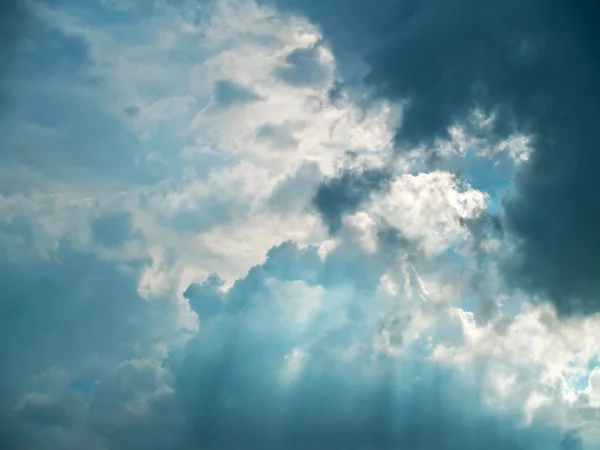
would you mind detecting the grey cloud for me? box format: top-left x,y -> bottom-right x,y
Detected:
86,359 -> 183,450
0,246 -> 180,404
169,197 -> 234,232
183,274 -> 225,319
0,411 -> 26,450
275,46 -> 330,87
313,165 -> 392,234
561,430 -> 584,450
265,0 -> 600,315
213,80 -> 262,108
13,393 -> 75,428
91,212 -> 134,248
268,161 -> 322,214
255,122 -> 300,149
0,239 -> 185,449
459,212 -> 506,324
124,105 -> 139,117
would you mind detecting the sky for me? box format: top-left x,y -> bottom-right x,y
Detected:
0,0 -> 599,448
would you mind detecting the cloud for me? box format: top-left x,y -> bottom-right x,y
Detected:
255,122 -> 300,149
1,0 -> 599,449
175,228 -> 600,446
314,165 -> 392,233
268,161 -> 322,214
0,240 -> 191,449
275,45 -> 332,87
263,0 -> 600,315
13,393 -> 76,428
373,171 -> 487,256
0,247 -> 187,400
173,237 -> 577,450
91,212 -> 134,248
213,79 -> 262,108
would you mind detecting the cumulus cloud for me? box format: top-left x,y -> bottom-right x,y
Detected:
373,171 -> 487,256
175,238 -> 578,449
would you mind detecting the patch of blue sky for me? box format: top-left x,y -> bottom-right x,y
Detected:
417,241 -> 475,312
564,359 -> 595,391
587,356 -> 600,373
461,148 -> 516,214
497,294 -> 524,318
402,144 -> 514,220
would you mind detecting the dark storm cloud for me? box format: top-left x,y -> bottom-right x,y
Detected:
265,0 -> 600,315
313,166 -> 391,234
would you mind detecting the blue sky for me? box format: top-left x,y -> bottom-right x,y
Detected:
1,0 -> 599,449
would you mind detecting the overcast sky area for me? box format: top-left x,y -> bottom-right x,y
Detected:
0,0 -> 599,448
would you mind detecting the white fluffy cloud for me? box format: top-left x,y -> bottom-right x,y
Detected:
432,304 -> 600,431
373,171 -> 487,256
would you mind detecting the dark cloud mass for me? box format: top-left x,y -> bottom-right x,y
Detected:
313,166 -> 391,233
267,0 -> 600,315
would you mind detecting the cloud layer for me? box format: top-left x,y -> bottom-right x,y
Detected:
0,0 -> 599,449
